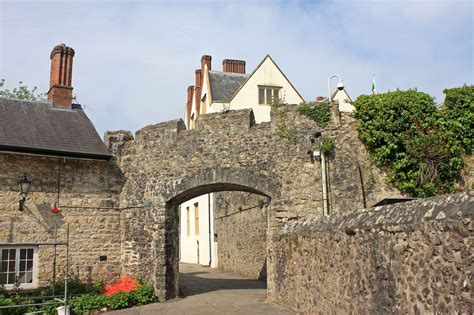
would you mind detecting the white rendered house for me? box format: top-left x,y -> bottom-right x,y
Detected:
331,88 -> 355,113
180,54 -> 304,267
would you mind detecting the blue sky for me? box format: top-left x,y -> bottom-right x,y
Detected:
1,0 -> 472,136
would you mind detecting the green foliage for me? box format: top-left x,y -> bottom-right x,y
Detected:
296,102 -> 331,127
1,281 -> 155,315
354,88 -> 473,197
275,105 -> 297,142
106,291 -> 130,309
320,137 -> 334,154
438,85 -> 474,154
70,294 -> 108,314
0,294 -> 36,315
0,80 -> 47,102
129,284 -> 155,304
40,276 -> 102,297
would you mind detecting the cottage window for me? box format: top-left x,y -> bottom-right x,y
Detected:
194,203 -> 199,235
186,207 -> 190,237
258,86 -> 281,105
0,247 -> 38,289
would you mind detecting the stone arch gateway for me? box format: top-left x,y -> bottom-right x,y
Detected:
105,107 -> 399,300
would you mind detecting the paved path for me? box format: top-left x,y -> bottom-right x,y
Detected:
108,263 -> 293,314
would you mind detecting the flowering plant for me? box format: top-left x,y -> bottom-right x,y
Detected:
103,276 -> 138,296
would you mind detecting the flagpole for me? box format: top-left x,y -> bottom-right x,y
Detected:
372,74 -> 376,95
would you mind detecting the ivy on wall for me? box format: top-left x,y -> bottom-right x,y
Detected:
354,86 -> 473,197
296,102 -> 331,127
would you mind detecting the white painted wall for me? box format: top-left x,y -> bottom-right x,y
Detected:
229,56 -> 304,123
179,193 -> 217,267
333,89 -> 355,113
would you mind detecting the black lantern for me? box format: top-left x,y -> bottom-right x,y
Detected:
19,173 -> 31,211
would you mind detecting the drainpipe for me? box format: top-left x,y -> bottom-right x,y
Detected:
208,193 -> 212,267
321,150 -> 329,216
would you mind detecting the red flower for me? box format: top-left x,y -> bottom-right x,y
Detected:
103,275 -> 138,296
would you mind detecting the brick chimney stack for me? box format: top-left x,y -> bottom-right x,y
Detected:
316,96 -> 325,103
186,85 -> 194,127
223,59 -> 246,74
47,43 -> 75,107
201,55 -> 212,72
194,69 -> 202,113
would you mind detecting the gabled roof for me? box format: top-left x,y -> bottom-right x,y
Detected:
208,71 -> 249,103
228,55 -> 305,103
0,97 -> 111,160
332,88 -> 353,103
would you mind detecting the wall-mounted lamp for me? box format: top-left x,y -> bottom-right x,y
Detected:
308,131 -> 323,161
19,173 -> 31,211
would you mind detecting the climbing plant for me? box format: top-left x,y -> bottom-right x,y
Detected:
320,137 -> 334,154
296,102 -> 331,127
272,100 -> 297,142
354,87 -> 473,197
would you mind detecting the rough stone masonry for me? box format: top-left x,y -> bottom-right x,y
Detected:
2,103 -> 471,314
106,105 -> 400,300
269,191 -> 473,314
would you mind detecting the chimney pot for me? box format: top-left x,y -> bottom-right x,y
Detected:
201,55 -> 212,72
223,59 -> 246,74
47,43 -> 75,108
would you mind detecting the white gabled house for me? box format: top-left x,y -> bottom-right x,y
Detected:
180,54 -> 304,268
331,88 -> 355,113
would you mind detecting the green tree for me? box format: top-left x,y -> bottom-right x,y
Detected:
0,79 -> 46,102
354,87 -> 472,197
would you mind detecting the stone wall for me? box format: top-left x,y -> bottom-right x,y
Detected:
268,191 -> 473,314
0,153 -> 124,286
107,104 -> 400,299
213,191 -> 268,279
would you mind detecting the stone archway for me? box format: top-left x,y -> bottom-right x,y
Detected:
121,167 -> 280,300
109,107 -> 399,301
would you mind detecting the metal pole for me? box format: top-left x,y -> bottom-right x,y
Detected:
328,74 -> 341,104
52,216 -> 58,296
64,223 -> 69,311
321,150 -> 329,216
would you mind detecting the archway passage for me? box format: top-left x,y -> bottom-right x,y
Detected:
111,108 -> 399,302
164,170 -> 278,300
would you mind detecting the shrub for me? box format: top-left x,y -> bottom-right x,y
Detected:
129,284 -> 155,304
354,87 -> 473,197
106,291 -> 130,310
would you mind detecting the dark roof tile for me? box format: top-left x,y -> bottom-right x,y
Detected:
208,71 -> 249,103
0,97 -> 111,159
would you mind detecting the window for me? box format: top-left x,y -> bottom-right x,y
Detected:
0,247 -> 37,288
258,86 -> 281,105
194,203 -> 199,235
186,207 -> 190,237
190,114 -> 195,129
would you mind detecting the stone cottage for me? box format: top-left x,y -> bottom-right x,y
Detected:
0,44 -> 124,289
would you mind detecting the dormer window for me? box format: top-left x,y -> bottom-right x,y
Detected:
258,86 -> 281,105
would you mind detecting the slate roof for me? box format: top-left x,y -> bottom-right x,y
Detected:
0,97 -> 111,160
208,71 -> 249,102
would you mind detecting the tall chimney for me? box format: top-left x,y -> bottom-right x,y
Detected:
223,59 -> 246,74
201,55 -> 212,72
47,43 -> 75,107
186,85 -> 194,128
195,69 -> 202,113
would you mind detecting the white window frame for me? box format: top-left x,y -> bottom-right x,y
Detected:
258,86 -> 282,105
0,246 -> 39,289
